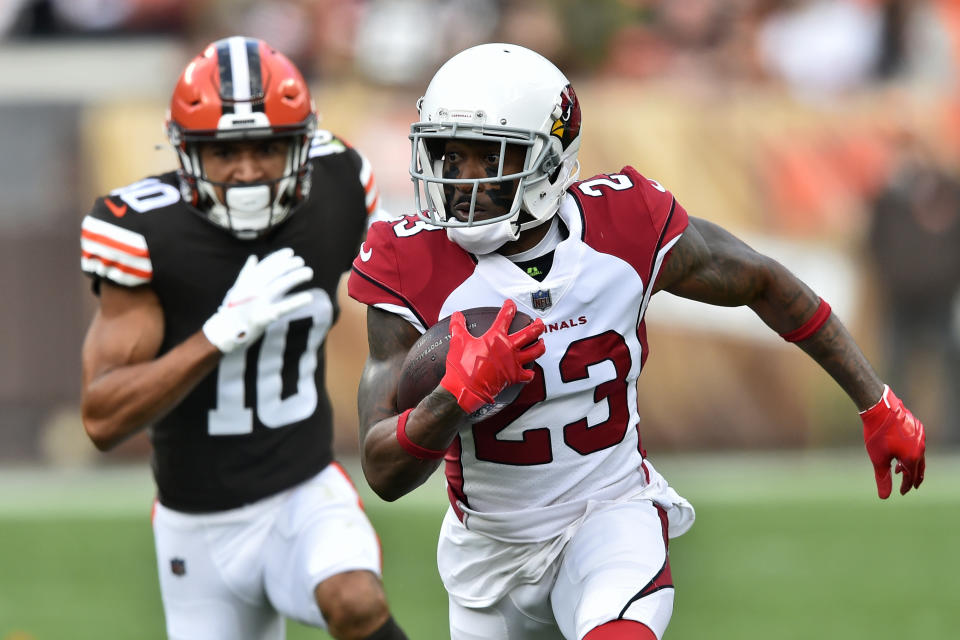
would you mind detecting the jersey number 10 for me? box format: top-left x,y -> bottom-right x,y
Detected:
207,289 -> 333,435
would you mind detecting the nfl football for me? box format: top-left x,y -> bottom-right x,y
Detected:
396,306 -> 534,420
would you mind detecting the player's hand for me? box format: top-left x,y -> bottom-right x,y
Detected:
440,299 -> 545,414
860,385 -> 926,499
203,248 -> 313,353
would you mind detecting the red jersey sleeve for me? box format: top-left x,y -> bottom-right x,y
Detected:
347,216 -> 477,328
573,166 -> 688,289
347,217 -> 407,309
624,167 -> 689,290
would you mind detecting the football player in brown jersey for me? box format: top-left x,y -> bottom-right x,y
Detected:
80,37 -> 408,640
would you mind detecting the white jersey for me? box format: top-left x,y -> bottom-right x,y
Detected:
349,167 -> 694,543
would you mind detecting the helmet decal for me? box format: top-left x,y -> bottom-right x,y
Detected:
550,84 -> 581,149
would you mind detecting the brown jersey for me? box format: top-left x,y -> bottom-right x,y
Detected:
81,132 -> 380,512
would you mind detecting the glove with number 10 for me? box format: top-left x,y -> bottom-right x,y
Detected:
860,385 -> 926,499
440,299 -> 546,414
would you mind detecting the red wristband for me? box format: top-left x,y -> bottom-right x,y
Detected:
395,409 -> 447,460
781,298 -> 832,342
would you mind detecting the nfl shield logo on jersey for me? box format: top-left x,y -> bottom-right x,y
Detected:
170,558 -> 186,577
531,289 -> 552,312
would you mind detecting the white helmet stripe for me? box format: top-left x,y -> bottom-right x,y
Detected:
228,36 -> 253,115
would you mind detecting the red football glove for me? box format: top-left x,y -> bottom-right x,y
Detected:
860,385 -> 926,499
440,300 -> 546,414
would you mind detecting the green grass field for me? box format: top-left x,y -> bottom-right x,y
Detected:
1,451 -> 957,639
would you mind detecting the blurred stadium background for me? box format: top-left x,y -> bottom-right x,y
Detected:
1,0 -> 959,638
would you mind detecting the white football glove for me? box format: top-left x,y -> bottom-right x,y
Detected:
202,248 -> 314,353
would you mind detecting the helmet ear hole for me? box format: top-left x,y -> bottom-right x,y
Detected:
542,148 -> 561,183
549,165 -> 561,184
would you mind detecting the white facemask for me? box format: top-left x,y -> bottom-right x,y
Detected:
446,218 -> 519,255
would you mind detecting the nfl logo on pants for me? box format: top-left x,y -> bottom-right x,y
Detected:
531,289 -> 552,312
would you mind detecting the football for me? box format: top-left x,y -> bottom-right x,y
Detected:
396,306 -> 534,421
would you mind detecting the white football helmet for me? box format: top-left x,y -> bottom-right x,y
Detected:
410,43 -> 582,253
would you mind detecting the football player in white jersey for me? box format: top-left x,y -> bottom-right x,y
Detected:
79,37 -> 409,640
347,44 -> 927,640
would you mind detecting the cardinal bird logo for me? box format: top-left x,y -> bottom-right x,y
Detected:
550,84 -> 581,149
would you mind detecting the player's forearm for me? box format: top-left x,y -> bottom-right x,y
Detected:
749,265 -> 884,410
361,390 -> 464,501
361,417 -> 444,501
81,332 -> 221,450
791,315 -> 884,410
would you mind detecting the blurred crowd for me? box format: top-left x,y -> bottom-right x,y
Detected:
2,0 -> 958,96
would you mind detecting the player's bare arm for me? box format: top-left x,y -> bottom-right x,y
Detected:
656,216 -> 884,409
656,216 -> 924,497
358,306 -> 464,500
81,282 -> 221,450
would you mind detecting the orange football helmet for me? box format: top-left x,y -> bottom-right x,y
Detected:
165,36 -> 317,238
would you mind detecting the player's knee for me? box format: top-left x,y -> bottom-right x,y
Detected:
584,619 -> 658,640
315,570 -> 390,639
